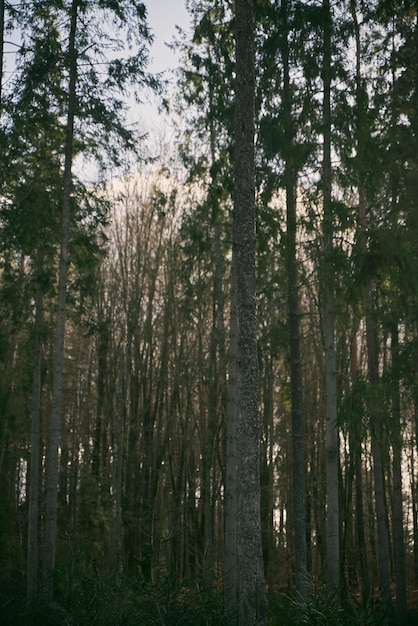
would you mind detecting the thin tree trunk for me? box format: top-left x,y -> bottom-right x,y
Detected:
390,323 -> 407,617
203,324 -> 215,582
355,454 -> 370,598
233,0 -> 266,622
366,307 -> 393,610
355,44 -> 392,618
110,332 -> 130,572
350,0 -> 392,610
281,0 -> 307,600
42,0 -> 78,597
92,299 -> 109,478
351,333 -> 370,602
322,0 -> 340,599
27,282 -> 43,601
225,262 -> 238,612
349,330 -> 370,602
260,351 -> 275,606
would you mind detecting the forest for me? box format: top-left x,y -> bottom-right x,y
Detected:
1,0 -> 418,624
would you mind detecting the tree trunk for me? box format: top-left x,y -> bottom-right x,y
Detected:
350,0 -> 392,610
42,0 -> 78,597
366,307 -> 393,610
281,0 -> 307,601
322,0 -> 340,599
0,0 -> 4,110
233,0 -> 266,622
225,261 -> 238,612
390,323 -> 407,617
110,330 -> 130,572
260,351 -> 275,605
27,282 -> 43,601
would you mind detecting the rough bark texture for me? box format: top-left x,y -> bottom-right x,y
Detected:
42,0 -> 78,597
233,0 -> 266,622
0,0 -> 4,109
322,0 -> 340,598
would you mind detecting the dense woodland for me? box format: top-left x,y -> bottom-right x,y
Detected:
2,0 -> 418,624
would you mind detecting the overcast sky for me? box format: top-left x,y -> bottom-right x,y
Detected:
134,0 -> 191,132
146,0 -> 191,73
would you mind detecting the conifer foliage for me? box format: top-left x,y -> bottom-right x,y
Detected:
2,1 -> 418,624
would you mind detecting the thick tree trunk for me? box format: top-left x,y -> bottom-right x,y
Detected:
322,0 -> 340,598
42,0 -> 78,597
233,0 -> 266,622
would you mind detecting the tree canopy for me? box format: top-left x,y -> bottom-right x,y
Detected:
1,1 -> 418,624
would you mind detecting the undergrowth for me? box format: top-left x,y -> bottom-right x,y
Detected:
2,566 -> 418,625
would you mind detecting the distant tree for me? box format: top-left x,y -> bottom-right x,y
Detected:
0,0 -> 158,598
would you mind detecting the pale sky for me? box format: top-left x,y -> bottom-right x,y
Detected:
146,0 -> 191,74
135,0 -> 191,132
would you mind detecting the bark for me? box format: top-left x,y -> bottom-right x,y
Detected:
109,329 -> 130,572
42,0 -> 78,597
413,393 -> 418,588
203,319 -> 215,582
260,352 -> 275,605
92,299 -> 109,479
367,319 -> 392,610
0,0 -> 4,111
322,0 -> 340,598
233,0 -> 266,622
350,0 -> 392,610
27,282 -> 43,601
225,262 -> 238,611
281,0 -> 307,600
351,331 -> 370,602
390,324 -> 407,617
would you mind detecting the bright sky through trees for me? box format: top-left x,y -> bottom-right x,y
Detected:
146,0 -> 190,73
4,1 -> 418,621
137,1 -> 191,130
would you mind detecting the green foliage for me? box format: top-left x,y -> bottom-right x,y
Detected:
4,573 -> 418,626
267,578 -> 416,626
0,569 -> 231,625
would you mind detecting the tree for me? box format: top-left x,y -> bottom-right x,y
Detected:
0,0 -> 158,598
321,0 -> 340,600
26,281 -> 44,601
280,0 -> 307,600
42,0 -> 78,596
233,0 -> 266,622
0,0 -> 4,109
